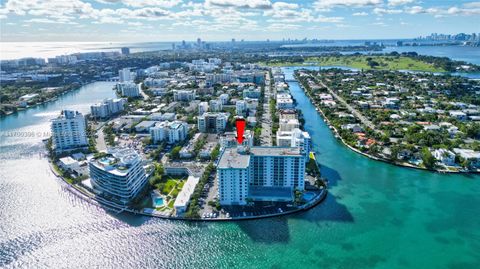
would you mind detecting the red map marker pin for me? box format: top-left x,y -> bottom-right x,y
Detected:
235,118 -> 246,144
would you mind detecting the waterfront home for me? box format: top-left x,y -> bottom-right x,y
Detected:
432,149 -> 456,166
342,124 -> 363,133
453,149 -> 480,168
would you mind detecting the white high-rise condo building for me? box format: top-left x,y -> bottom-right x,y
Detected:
90,98 -> 126,119
150,121 -> 189,144
89,148 -> 148,205
51,110 -> 88,152
197,112 -> 228,133
236,100 -> 247,116
118,68 -> 134,82
217,146 -> 305,205
277,128 -> 312,162
117,82 -> 140,97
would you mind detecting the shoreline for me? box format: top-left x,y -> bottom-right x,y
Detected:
293,74 -> 479,175
0,80 -> 112,118
48,161 -> 328,222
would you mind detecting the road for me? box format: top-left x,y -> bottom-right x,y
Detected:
260,72 -> 273,146
313,76 -> 383,135
95,126 -> 107,152
139,83 -> 150,101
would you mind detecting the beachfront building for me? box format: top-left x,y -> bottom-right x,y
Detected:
89,148 -> 148,205
51,110 -> 88,152
150,121 -> 189,144
173,175 -> 200,215
197,112 -> 228,133
217,146 -> 305,205
90,98 -> 126,119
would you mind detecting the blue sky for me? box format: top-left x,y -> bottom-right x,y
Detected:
0,0 -> 479,42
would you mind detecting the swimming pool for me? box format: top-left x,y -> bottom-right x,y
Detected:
154,197 -> 164,207
302,192 -> 315,201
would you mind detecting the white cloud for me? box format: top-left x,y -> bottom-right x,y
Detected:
371,21 -> 387,26
405,4 -> 480,16
373,8 -> 402,15
267,23 -> 300,31
353,11 -> 368,16
314,0 -> 382,11
272,2 -> 299,10
95,0 -> 182,8
406,5 -> 424,14
205,0 -> 272,9
463,2 -> 480,9
388,0 -> 414,6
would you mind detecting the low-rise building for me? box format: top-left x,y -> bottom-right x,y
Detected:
174,176 -> 200,215
135,121 -> 157,133
432,149 -> 456,166
173,90 -> 195,102
236,100 -> 247,116
220,130 -> 254,149
209,99 -> 223,112
453,148 -> 480,168
198,102 -> 209,115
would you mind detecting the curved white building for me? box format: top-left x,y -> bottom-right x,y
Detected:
89,148 -> 148,205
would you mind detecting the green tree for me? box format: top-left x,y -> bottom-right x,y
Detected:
170,146 -> 182,160
421,147 -> 436,169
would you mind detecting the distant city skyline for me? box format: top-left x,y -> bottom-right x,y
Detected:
0,0 -> 479,42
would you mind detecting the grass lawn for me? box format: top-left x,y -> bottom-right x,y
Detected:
259,55 -> 446,72
167,200 -> 175,208
161,179 -> 178,195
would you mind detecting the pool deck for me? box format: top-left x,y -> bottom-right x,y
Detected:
49,161 -> 328,222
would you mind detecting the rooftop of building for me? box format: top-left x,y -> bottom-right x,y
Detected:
250,146 -> 302,157
174,176 -> 200,208
218,146 -> 302,169
90,148 -> 142,175
218,147 -> 251,169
